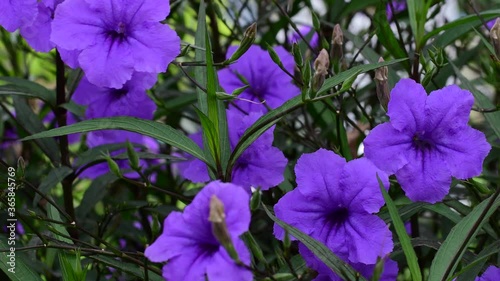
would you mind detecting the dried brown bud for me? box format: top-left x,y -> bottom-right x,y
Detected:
332,24 -> 343,47
490,18 -> 500,58
375,57 -> 390,111
208,195 -> 240,261
312,49 -> 330,91
330,24 -> 344,73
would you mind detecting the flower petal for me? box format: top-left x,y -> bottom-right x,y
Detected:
364,123 -> 413,174
387,78 -> 427,134
0,0 -> 37,32
345,214 -> 393,264
20,3 -> 54,52
294,149 -> 346,200
206,239 -> 253,281
396,147 -> 452,203
128,22 -> 180,73
161,246 -> 212,281
339,158 -> 388,214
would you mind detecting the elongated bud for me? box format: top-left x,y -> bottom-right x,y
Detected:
209,195 -> 239,261
226,23 -> 257,64
216,85 -> 250,101
266,43 -> 284,68
17,157 -> 25,180
103,153 -> 122,178
126,141 -> 140,171
375,57 -> 390,111
330,24 -> 343,73
292,43 -> 303,68
250,189 -> 261,211
490,18 -> 500,58
312,49 -> 329,92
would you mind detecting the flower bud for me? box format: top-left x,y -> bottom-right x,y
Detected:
330,24 -> 343,73
226,23 -> 257,64
250,189 -> 262,211
209,195 -> 239,261
266,43 -> 284,68
126,141 -> 140,171
375,57 -> 390,111
312,49 -> 329,92
103,153 -> 122,178
292,43 -> 303,68
490,18 -> 500,58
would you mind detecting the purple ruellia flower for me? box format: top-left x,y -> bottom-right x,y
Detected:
487,18 -> 498,30
0,0 -> 37,32
79,130 -> 160,179
475,265 -> 500,281
274,149 -> 393,266
363,79 -> 491,203
288,26 -> 319,49
19,0 -> 63,52
218,45 -> 299,113
72,72 -> 157,119
301,245 -> 398,281
145,181 -> 253,281
178,109 -> 288,191
51,0 -> 180,88
386,0 -> 407,21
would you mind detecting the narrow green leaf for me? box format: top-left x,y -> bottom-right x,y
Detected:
33,166 -> 73,207
21,117 -> 210,166
450,61 -> 500,139
13,96 -> 61,164
0,77 -> 56,106
428,191 -> 500,281
455,240 -> 500,281
75,174 -> 117,219
407,0 -> 427,49
89,255 -> 164,281
0,239 -> 43,281
47,204 -> 73,243
263,205 -> 366,281
377,174 -> 422,281
194,107 -> 220,165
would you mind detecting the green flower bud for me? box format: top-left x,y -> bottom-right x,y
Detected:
250,189 -> 261,211
226,23 -> 257,64
103,153 -> 122,178
292,42 -> 303,68
126,141 -> 140,171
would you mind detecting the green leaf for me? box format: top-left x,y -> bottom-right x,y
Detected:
407,0 -> 427,49
0,77 -> 56,106
0,238 -> 43,281
47,204 -> 73,244
13,96 -> 61,164
75,174 -> 117,219
262,205 -> 366,281
20,116 -> 210,165
88,255 -> 164,281
33,166 -> 73,207
377,175 -> 422,281
226,58 -> 408,179
428,191 -> 500,281
450,61 -> 500,139
455,240 -> 500,281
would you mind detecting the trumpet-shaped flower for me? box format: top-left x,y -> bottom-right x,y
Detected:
51,0 -> 180,88
363,79 -> 491,203
218,45 -> 299,113
274,149 -> 393,266
145,181 -> 253,281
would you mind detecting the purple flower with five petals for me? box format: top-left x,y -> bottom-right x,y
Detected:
178,109 -> 288,191
274,149 -> 393,266
51,0 -> 180,88
363,79 -> 491,203
145,181 -> 253,281
218,45 -> 300,113
0,0 -> 37,32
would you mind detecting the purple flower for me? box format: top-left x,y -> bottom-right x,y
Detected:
363,79 -> 491,203
0,0 -> 37,32
274,149 -> 393,265
178,110 -> 288,191
51,0 -> 180,88
274,149 -> 393,264
72,72 -> 157,120
218,45 -> 299,113
19,0 -> 63,52
476,266 -> 500,281
386,0 -> 407,21
300,245 -> 398,281
487,18 -> 498,30
145,181 -> 253,281
288,26 -> 319,49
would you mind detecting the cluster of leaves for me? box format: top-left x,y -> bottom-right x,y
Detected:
0,0 -> 499,280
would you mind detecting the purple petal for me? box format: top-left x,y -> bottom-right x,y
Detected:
57,48 -> 81,69
78,35 -> 134,88
387,78 -> 426,134
435,126 -> 491,179
206,239 -> 253,281
20,3 -> 54,52
128,22 -> 180,73
294,149 -> 346,200
0,0 -> 37,32
477,265 -> 500,281
339,158 -> 388,214
345,214 -> 393,264
126,0 -> 171,24
161,246 -> 212,281
177,132 -> 210,183
50,0 -> 104,50
396,147 -> 452,203
364,123 -> 413,174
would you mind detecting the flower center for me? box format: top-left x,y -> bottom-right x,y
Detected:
412,134 -> 434,150
108,22 -> 127,41
327,206 -> 349,229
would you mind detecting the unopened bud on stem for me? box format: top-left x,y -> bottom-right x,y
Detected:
209,195 -> 240,262
330,24 -> 343,73
226,23 -> 257,64
490,18 -> 500,58
375,57 -> 390,111
312,49 -> 330,92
